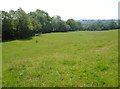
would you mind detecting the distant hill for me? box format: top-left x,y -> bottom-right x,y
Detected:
76,19 -> 118,23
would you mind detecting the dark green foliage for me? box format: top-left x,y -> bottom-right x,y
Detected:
51,16 -> 71,32
66,19 -> 77,31
15,8 -> 33,39
2,11 -> 15,40
66,19 -> 82,31
2,8 -> 33,40
29,9 -> 52,33
2,8 -> 118,41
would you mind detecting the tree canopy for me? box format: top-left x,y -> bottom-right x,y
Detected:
2,8 -> 118,41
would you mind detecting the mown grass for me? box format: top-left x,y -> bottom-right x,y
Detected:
2,30 -> 118,87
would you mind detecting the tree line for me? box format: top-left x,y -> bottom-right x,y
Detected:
2,8 -> 119,41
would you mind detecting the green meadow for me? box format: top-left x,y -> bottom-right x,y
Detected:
2,30 -> 118,87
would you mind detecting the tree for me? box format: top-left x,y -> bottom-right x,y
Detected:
76,22 -> 82,30
61,22 -> 71,32
51,15 -> 62,32
28,9 -> 53,33
28,12 -> 42,34
15,8 -> 32,38
2,8 -> 118,41
2,11 -> 14,40
109,20 -> 118,29
66,19 -> 81,31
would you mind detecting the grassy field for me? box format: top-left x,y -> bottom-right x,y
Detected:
2,30 -> 118,87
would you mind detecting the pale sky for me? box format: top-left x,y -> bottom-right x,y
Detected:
0,0 -> 119,20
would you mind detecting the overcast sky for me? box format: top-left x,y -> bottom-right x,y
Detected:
0,0 -> 119,20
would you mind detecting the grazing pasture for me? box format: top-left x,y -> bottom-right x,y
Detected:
2,30 -> 118,87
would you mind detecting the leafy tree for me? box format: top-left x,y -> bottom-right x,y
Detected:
28,12 -> 42,34
28,9 -> 52,33
76,22 -> 82,30
33,9 -> 52,33
2,8 -> 118,41
66,19 -> 81,31
2,11 -> 14,40
61,22 -> 71,31
51,15 -> 62,31
109,20 -> 118,29
15,8 -> 32,38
